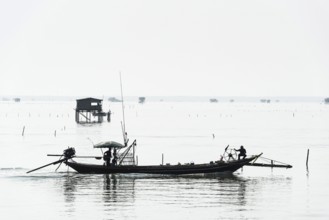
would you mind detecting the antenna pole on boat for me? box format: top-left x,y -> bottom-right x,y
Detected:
133,142 -> 135,165
120,72 -> 127,145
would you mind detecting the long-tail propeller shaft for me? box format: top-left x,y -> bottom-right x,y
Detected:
26,147 -> 76,174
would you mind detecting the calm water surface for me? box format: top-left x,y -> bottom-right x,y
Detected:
0,101 -> 328,219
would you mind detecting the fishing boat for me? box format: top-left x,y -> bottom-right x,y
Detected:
70,141 -> 262,174
27,142 -> 262,175
65,156 -> 260,175
26,121 -> 289,175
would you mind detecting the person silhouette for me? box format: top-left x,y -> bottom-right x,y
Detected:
235,146 -> 247,160
103,147 -> 112,166
112,148 -> 118,166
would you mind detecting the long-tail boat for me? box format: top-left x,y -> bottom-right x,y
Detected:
27,142 -> 262,175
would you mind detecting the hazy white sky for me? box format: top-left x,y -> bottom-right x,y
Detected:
0,0 -> 328,97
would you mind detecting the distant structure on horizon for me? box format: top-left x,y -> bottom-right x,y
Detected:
108,97 -> 121,102
75,97 -> 111,123
260,99 -> 271,103
139,97 -> 146,104
325,98 -> 329,104
13,98 -> 21,102
210,98 -> 218,103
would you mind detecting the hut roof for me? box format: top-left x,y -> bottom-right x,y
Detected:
76,97 -> 103,102
76,97 -> 103,111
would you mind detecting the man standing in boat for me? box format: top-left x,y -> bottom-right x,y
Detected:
235,146 -> 247,160
103,147 -> 112,166
112,148 -> 118,166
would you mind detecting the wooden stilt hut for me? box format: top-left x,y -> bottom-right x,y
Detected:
75,97 -> 111,123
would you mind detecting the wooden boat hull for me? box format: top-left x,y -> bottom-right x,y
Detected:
65,155 -> 258,175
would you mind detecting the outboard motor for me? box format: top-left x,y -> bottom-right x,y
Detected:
63,147 -> 76,159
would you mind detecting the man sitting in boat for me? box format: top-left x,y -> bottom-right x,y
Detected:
103,148 -> 112,166
235,146 -> 247,160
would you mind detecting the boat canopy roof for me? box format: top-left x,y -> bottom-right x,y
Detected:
94,141 -> 126,149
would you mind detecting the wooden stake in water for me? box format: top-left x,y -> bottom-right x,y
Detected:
306,149 -> 310,167
162,153 -> 164,165
22,126 -> 25,136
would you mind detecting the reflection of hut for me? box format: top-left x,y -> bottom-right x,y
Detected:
325,98 -> 329,104
139,97 -> 145,104
75,98 -> 111,123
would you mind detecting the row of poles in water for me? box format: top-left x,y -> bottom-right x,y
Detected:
21,125 -> 66,137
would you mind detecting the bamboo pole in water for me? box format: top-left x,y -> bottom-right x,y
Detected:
22,126 -> 25,136
306,149 -> 310,167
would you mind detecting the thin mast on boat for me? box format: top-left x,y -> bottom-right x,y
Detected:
119,73 -> 135,165
120,72 -> 128,146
